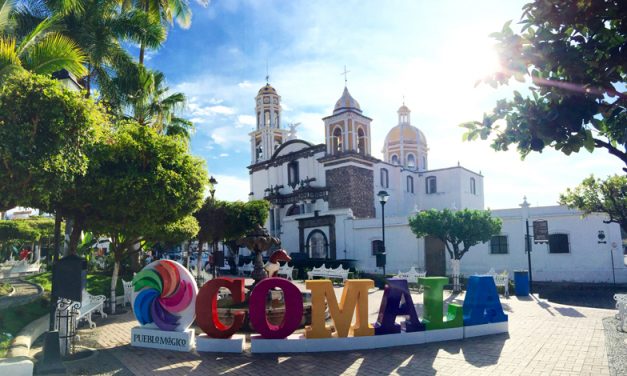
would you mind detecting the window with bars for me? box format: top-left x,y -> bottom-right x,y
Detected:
490,235 -> 508,254
549,233 -> 570,253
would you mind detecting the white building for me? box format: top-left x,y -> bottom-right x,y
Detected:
247,82 -> 626,283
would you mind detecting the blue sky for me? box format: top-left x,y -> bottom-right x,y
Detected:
143,0 -> 625,209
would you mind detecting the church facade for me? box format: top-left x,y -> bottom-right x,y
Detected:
247,83 -> 627,283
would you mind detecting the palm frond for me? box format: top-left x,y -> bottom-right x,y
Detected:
114,9 -> 165,49
0,36 -> 22,78
21,32 -> 86,76
16,14 -> 57,55
0,0 -> 15,34
167,0 -> 191,29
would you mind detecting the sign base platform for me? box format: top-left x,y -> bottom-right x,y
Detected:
196,334 -> 245,353
463,321 -> 509,338
131,326 -> 194,352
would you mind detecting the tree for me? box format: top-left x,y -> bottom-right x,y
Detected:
559,174 -> 627,233
0,71 -> 104,212
56,121 -> 207,311
460,0 -> 627,171
120,0 -> 206,65
0,0 -> 86,80
409,209 -> 502,291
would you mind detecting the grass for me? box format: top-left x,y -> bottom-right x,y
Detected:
0,283 -> 13,297
0,296 -> 50,357
25,271 -> 124,296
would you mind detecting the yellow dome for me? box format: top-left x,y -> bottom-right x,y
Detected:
384,124 -> 426,146
258,83 -> 277,95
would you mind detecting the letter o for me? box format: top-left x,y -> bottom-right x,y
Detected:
249,278 -> 303,339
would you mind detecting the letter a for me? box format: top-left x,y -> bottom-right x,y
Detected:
374,278 -> 425,335
306,279 -> 374,338
463,275 -> 507,326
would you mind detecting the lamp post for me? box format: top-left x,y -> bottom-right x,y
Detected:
208,176 -> 218,279
377,190 -> 389,276
598,230 -> 615,285
209,175 -> 218,200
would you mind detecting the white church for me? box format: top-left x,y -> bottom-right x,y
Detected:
247,81 -> 626,284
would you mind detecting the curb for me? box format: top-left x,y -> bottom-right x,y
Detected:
6,314 -> 49,358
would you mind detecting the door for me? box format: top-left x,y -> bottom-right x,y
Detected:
425,236 -> 446,277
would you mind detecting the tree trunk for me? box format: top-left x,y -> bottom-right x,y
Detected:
68,217 -> 84,256
451,258 -> 461,293
196,243 -> 203,286
129,240 -> 142,272
63,218 -> 73,257
111,256 -> 120,315
53,213 -> 61,263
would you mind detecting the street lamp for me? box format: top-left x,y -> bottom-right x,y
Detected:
377,190 -> 389,276
598,230 -> 615,285
209,176 -> 218,200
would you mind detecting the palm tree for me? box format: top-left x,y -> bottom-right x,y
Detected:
120,0 -> 207,65
110,65 -> 193,140
0,0 -> 86,80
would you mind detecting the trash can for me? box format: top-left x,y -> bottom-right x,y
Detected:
514,270 -> 529,296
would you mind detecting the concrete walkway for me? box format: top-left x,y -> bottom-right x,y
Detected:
52,286 -> 613,376
0,278 -> 42,310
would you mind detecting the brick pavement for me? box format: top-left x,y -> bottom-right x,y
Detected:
86,288 -> 612,376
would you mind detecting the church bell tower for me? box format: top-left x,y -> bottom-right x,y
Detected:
250,82 -> 287,163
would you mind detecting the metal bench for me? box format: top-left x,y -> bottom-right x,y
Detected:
239,261 -> 253,276
614,293 -> 627,332
394,267 -> 426,291
487,268 -> 509,297
277,263 -> 294,280
56,290 -> 107,330
307,264 -> 349,282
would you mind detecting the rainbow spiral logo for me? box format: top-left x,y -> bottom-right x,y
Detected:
132,260 -> 198,331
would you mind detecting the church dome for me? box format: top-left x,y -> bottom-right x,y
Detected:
384,124 -> 427,147
333,87 -> 362,114
258,83 -> 278,95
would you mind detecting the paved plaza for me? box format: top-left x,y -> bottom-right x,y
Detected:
38,284 -> 617,376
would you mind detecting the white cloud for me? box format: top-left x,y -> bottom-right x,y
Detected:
211,126 -> 249,147
237,115 -> 256,127
211,174 -> 250,202
238,80 -> 253,88
219,153 -> 229,157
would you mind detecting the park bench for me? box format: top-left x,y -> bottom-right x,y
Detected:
487,268 -> 509,297
239,261 -> 254,276
614,293 -> 627,332
277,263 -> 294,280
122,279 -> 133,307
8,259 -> 41,275
55,290 -> 107,331
307,264 -> 349,282
394,267 -> 426,290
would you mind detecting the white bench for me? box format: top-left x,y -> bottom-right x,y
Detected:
56,290 -> 107,330
614,293 -> 627,332
277,263 -> 294,280
307,264 -> 349,282
395,267 -> 426,284
8,260 -> 41,275
122,279 -> 133,307
239,261 -> 253,276
487,268 -> 509,297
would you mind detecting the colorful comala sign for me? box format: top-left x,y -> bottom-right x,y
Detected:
131,260 -> 508,353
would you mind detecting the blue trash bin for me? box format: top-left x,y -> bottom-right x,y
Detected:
514,270 -> 529,296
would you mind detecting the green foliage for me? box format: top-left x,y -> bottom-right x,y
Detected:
0,220 -> 39,241
460,0 -> 626,170
559,174 -> 627,232
195,199 -> 270,245
0,295 -> 50,355
0,282 -> 12,296
0,71 -> 106,212
409,209 -> 502,260
24,271 -> 125,296
146,215 -> 199,245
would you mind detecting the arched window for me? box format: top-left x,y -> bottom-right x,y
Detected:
422,156 -> 426,170
549,233 -> 570,253
426,176 -> 437,194
264,110 -> 270,126
391,155 -> 400,165
407,154 -> 416,168
332,127 -> 343,154
288,161 -> 299,187
307,230 -> 328,259
257,112 -> 261,128
407,176 -> 414,193
255,141 -> 263,162
371,240 -> 383,255
357,128 -> 366,155
286,204 -> 301,216
380,168 -> 389,188
275,111 -> 279,128
470,177 -> 476,195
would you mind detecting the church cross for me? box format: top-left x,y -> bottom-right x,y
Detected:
341,65 -> 350,86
